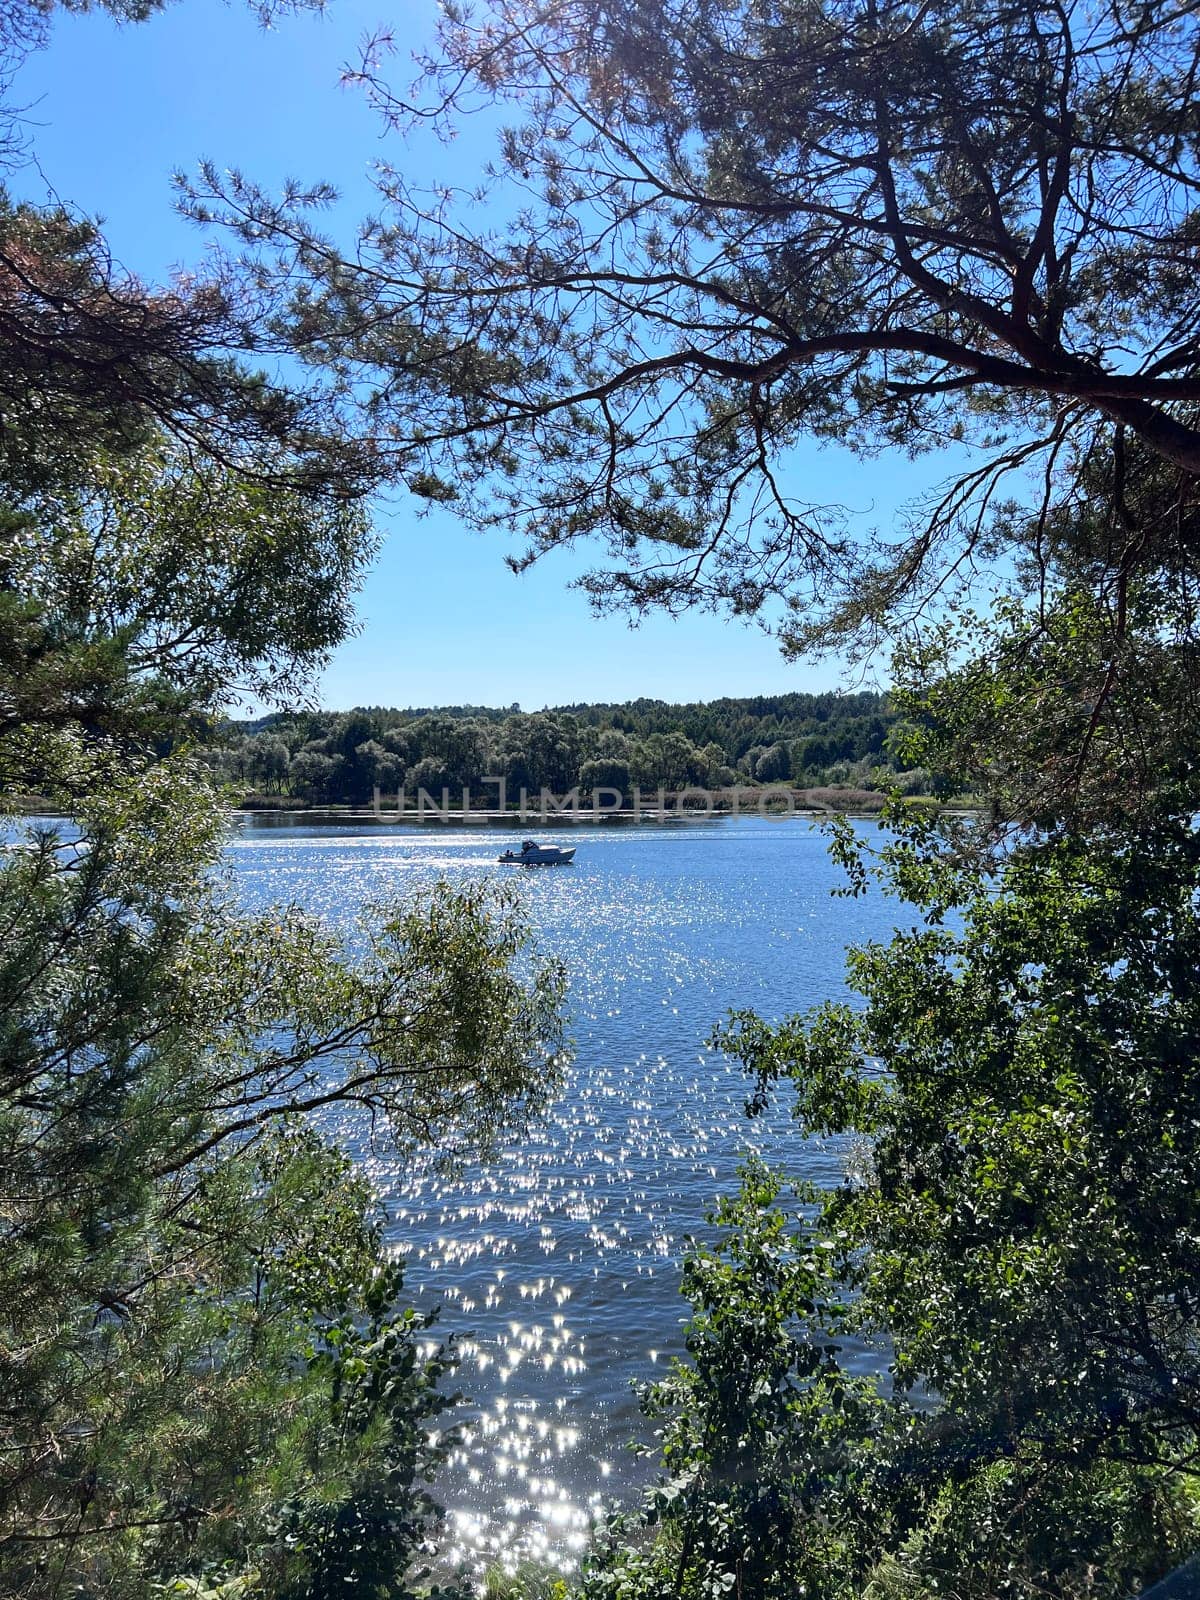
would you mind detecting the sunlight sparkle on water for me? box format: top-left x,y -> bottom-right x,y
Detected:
229,816 -> 903,1580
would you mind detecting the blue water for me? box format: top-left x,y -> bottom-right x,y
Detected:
228,813 -> 906,1578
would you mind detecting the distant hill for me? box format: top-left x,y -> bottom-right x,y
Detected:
210,691 -> 928,807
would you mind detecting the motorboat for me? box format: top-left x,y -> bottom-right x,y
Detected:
498,839 -> 577,866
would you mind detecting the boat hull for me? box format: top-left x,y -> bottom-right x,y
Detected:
498,846 -> 576,865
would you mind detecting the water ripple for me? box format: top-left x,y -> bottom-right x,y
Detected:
229,815 -> 903,1578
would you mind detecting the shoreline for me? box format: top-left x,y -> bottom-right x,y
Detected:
12,798 -> 973,824
239,806 -> 837,823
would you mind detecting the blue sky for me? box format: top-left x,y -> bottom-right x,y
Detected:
16,0 -> 953,710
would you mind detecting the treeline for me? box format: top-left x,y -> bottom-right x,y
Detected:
207,692 -> 928,806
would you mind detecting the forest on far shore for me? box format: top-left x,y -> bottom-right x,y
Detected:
208,692 -> 928,808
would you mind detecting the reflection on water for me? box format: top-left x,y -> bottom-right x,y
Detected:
229,815 -> 904,1579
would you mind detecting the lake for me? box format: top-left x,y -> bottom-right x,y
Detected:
228,813 -> 907,1580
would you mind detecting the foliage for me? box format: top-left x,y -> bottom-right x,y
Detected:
0,416 -> 562,1591
0,747 -> 565,1595
580,1163 -> 878,1600
0,189 -> 368,497
265,1256 -> 470,1600
0,0 -> 373,493
887,434 -> 1200,831
2,1094 -> 459,1598
207,692 -> 906,805
187,0 -> 1200,653
0,440 -> 374,785
0,6 -> 565,1593
583,798 -> 1200,1598
638,804 -> 1200,1598
481,1560 -> 571,1600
